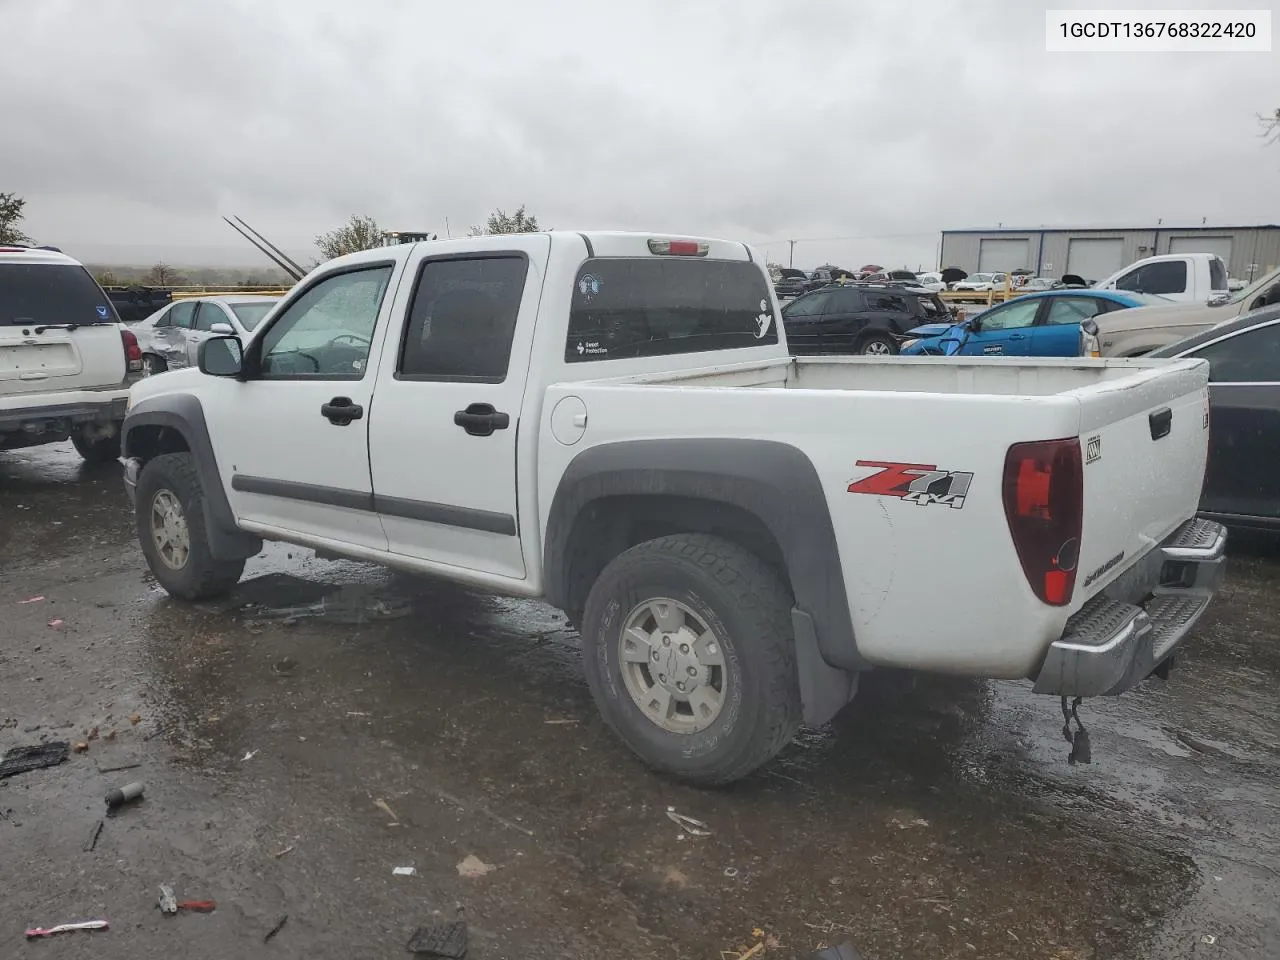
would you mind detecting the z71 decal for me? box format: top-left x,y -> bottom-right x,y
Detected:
847,460 -> 974,510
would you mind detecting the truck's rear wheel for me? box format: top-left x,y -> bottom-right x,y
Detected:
71,423 -> 122,463
581,533 -> 800,785
135,452 -> 245,600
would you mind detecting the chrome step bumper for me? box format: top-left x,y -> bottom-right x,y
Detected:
1032,518 -> 1226,698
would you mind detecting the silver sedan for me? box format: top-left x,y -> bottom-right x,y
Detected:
132,295 -> 280,375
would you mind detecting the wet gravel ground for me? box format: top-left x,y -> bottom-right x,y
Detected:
1,443 -> 1277,960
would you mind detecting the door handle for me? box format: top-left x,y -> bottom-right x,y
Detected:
1008,333 -> 1026,340
454,402 -> 510,437
321,396 -> 364,425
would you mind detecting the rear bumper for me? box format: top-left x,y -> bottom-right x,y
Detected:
0,393 -> 129,432
1032,518 -> 1226,697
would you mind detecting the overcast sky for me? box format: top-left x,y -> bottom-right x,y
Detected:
0,0 -> 1275,270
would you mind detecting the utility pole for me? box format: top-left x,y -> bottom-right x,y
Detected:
788,239 -> 796,268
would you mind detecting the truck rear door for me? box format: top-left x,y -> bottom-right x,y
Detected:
1071,360 -> 1210,599
0,259 -> 125,395
367,235 -> 551,580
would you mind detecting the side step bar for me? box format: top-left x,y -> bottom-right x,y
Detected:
1033,518 -> 1227,698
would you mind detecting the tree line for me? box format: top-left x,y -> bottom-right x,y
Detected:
1,191 -> 543,288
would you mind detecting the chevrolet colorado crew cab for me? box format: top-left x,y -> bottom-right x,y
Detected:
121,231 -> 1226,784
1,245 -> 143,461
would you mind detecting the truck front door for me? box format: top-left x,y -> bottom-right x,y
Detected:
208,262 -> 398,550
367,236 -> 550,580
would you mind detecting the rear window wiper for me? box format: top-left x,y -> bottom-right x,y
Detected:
32,323 -> 83,333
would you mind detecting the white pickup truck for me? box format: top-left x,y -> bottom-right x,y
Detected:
1094,252 -> 1230,305
120,231 -> 1226,784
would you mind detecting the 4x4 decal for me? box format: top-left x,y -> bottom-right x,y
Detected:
847,460 -> 974,509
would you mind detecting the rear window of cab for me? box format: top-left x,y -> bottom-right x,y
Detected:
566,258 -> 777,362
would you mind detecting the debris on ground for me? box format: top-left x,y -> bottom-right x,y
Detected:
72,741 -> 89,753
104,780 -> 144,813
407,919 -> 469,958
724,866 -> 740,878
242,749 -> 258,761
889,817 -> 931,830
273,845 -> 295,858
456,854 -> 495,878
810,943 -> 862,960
264,914 -> 288,943
177,900 -> 217,913
47,618 -> 64,628
543,718 -> 578,725
373,797 -> 400,824
24,919 -> 109,939
95,758 -> 141,774
0,741 -> 70,778
18,595 -> 45,604
129,713 -> 141,725
83,820 -> 104,852
159,884 -> 178,915
393,866 -> 418,877
271,658 -> 298,677
1202,934 -> 1218,945
666,806 -> 711,837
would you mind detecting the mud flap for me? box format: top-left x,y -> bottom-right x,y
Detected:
792,607 -> 858,726
202,499 -> 263,561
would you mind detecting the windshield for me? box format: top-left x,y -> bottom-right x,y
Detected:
230,301 -> 276,331
0,263 -> 120,326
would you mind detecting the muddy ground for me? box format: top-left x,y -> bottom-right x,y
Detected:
1,444 -> 1277,960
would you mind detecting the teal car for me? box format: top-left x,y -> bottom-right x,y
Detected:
900,289 -> 1169,357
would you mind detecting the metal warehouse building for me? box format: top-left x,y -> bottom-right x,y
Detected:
939,225 -> 1280,284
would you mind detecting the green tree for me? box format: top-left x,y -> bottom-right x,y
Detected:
315,214 -> 385,261
470,205 -> 539,236
0,192 -> 33,245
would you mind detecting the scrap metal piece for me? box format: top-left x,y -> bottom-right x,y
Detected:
407,920 -> 469,958
24,919 -> 109,939
158,885 -> 177,915
264,914 -> 288,943
83,820 -> 104,853
0,741 -> 70,779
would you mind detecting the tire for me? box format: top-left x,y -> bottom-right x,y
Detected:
71,423 -> 122,463
135,452 -> 245,600
142,354 -> 167,376
857,331 -> 899,356
580,533 -> 801,785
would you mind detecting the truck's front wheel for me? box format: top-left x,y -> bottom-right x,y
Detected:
135,453 -> 245,600
581,534 -> 801,785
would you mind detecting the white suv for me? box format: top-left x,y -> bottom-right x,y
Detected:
0,244 -> 142,462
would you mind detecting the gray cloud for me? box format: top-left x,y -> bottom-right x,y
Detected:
0,0 -> 1275,270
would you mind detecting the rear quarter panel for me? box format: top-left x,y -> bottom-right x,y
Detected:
537,372 -> 1086,678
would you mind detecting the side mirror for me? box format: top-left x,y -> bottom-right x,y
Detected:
210,322 -> 235,335
966,316 -> 982,333
198,335 -> 244,377
1081,319 -> 1099,336
1207,294 -> 1231,307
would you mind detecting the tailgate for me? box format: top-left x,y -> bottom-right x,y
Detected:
1072,359 -> 1210,601
0,326 -> 124,395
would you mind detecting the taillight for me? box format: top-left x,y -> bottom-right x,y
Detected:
647,238 -> 709,257
120,328 -> 143,371
1002,438 -> 1083,606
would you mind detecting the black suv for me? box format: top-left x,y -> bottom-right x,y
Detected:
780,283 -> 951,355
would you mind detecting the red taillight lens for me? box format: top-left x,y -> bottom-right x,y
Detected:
120,328 -> 142,369
1002,438 -> 1083,606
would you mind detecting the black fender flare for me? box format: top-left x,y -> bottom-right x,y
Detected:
122,394 -> 262,561
543,438 -> 865,676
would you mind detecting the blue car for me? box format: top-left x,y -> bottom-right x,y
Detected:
900,289 -> 1168,357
